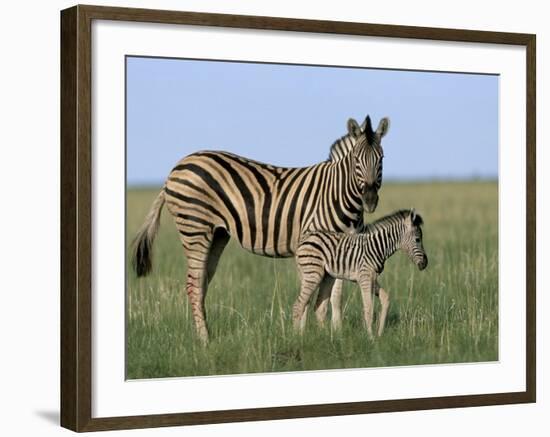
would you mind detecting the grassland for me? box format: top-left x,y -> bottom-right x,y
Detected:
126,181 -> 498,379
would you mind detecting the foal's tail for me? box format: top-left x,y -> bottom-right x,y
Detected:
131,188 -> 166,277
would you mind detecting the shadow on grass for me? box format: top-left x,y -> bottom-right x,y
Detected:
385,311 -> 401,328
271,348 -> 303,368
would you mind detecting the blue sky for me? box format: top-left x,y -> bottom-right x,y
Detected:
126,56 -> 498,186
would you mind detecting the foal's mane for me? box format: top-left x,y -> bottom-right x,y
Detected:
364,209 -> 423,233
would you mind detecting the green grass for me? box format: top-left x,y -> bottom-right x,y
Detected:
126,181 -> 498,379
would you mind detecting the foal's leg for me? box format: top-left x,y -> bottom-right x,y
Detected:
313,287 -> 329,326
293,272 -> 324,333
299,301 -> 310,333
375,282 -> 390,337
329,279 -> 344,330
313,276 -> 336,327
358,270 -> 376,339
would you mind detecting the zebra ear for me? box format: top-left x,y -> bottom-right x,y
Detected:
376,117 -> 390,138
409,209 -> 423,226
347,118 -> 361,138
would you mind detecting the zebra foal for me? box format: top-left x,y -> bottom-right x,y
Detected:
293,209 -> 427,337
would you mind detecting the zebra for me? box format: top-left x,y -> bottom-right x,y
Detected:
131,115 -> 390,342
293,209 -> 427,337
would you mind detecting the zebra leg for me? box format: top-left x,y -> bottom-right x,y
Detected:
302,276 -> 334,331
314,276 -> 336,327
185,256 -> 210,344
178,227 -> 217,344
293,273 -> 323,333
299,302 -> 309,332
375,283 -> 390,337
329,279 -> 344,330
205,228 -> 230,285
358,271 -> 376,339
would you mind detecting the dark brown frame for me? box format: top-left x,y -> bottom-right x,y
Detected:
60,4 -> 536,432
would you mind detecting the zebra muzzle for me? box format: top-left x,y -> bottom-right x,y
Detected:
418,254 -> 428,270
362,189 -> 379,214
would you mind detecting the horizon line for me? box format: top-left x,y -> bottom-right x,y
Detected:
126,176 -> 498,189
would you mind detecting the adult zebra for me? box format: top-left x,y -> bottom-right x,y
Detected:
132,115 -> 390,342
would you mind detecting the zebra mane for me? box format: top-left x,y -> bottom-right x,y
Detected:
328,116 -> 377,161
364,209 -> 423,233
327,117 -> 369,162
327,133 -> 356,162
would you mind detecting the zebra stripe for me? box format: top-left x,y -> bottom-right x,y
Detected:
293,209 -> 427,336
131,116 -> 390,342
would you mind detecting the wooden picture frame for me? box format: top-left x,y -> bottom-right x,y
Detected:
60,4 -> 536,432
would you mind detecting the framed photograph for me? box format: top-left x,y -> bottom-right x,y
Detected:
60,4 -> 536,432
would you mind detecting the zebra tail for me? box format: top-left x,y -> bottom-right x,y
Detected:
131,188 -> 166,277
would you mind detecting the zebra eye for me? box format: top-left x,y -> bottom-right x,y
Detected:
415,237 -> 421,243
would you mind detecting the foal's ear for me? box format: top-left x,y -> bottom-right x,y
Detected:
347,118 -> 362,138
376,117 -> 390,138
409,209 -> 424,226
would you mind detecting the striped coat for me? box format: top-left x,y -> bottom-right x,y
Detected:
293,209 -> 427,336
